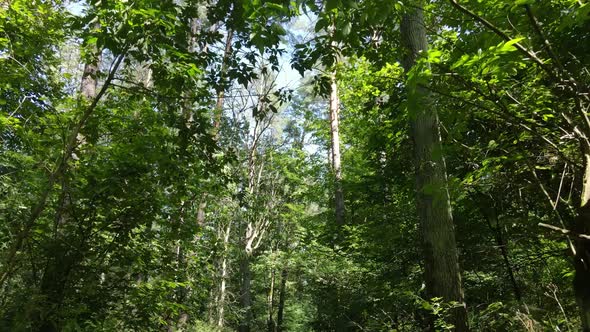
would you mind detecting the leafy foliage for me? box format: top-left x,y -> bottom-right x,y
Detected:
1,0 -> 589,331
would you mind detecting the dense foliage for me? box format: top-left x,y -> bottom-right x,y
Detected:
1,0 -> 590,331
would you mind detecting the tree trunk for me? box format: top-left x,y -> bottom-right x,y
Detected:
212,28 -> 234,137
80,50 -> 99,99
574,150 -> 590,331
239,254 -> 253,332
167,14 -> 209,330
400,2 -> 468,331
216,254 -> 229,327
328,62 -> 346,332
276,268 -> 288,332
216,221 -> 232,327
329,70 -> 345,227
267,268 -> 276,332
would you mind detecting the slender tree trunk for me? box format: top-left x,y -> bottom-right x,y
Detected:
216,255 -> 229,327
495,227 -> 521,302
216,221 -> 232,327
167,14 -> 208,330
328,67 -> 346,331
497,232 -> 521,301
400,2 -> 468,331
267,268 -> 276,332
239,254 -> 253,332
574,148 -> 590,331
212,29 -> 234,135
276,268 -> 288,332
329,70 -> 345,227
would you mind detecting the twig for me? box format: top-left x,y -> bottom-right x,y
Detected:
553,163 -> 568,210
539,223 -> 590,240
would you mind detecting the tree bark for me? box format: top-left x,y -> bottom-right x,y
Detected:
400,2 -> 468,331
329,70 -> 345,227
276,268 -> 288,332
80,51 -> 99,99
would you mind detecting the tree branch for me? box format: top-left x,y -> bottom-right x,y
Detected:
448,0 -> 558,81
539,223 -> 590,241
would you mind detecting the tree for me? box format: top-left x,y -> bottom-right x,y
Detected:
400,1 -> 468,330
329,69 -> 345,228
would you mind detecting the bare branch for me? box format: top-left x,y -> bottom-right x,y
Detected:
539,223 -> 590,241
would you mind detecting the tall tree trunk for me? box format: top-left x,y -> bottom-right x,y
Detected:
328,67 -> 346,331
400,2 -> 468,331
239,254 -> 253,332
190,25 -> 233,328
574,147 -> 590,331
329,70 -> 345,227
267,267 -> 276,332
216,221 -> 232,327
212,28 -> 234,136
276,268 -> 288,332
167,14 -> 207,330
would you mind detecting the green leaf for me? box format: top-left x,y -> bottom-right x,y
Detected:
87,36 -> 98,45
342,22 -> 351,36
499,37 -> 525,53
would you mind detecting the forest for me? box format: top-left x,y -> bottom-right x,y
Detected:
1,0 -> 590,331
